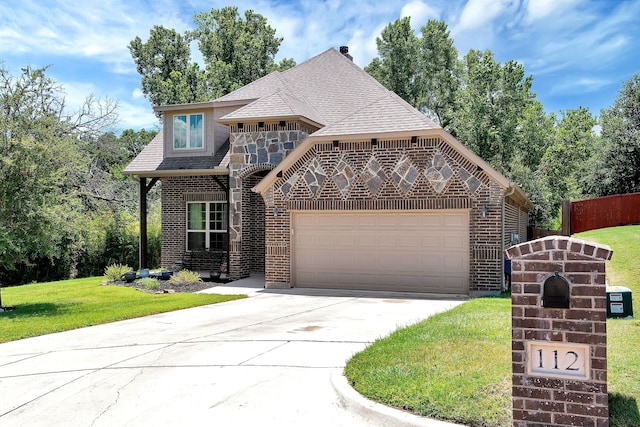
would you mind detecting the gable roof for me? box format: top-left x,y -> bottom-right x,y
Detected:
217,48 -> 439,134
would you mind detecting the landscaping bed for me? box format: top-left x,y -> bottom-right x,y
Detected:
108,277 -> 219,294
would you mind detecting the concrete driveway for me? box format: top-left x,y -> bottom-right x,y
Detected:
0,276 -> 465,427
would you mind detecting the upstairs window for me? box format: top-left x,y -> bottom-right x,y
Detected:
187,202 -> 227,251
174,113 -> 203,149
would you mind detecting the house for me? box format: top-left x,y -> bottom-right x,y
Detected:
124,47 -> 531,295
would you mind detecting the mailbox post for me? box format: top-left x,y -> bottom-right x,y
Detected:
506,236 -> 612,427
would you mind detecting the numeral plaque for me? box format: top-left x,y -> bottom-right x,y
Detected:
526,341 -> 590,380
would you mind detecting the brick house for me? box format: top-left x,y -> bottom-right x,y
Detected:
124,47 -> 531,295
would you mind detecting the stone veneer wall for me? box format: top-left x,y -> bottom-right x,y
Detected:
161,175 -> 227,270
227,122 -> 313,279
264,137 -> 506,292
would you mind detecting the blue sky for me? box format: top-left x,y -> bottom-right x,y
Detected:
1,0 -> 639,132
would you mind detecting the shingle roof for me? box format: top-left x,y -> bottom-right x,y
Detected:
156,140 -> 229,171
219,89 -> 324,126
123,132 -> 163,174
218,48 -> 438,134
123,133 -> 229,176
312,91 -> 438,137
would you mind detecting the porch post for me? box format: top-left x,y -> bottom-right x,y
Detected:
139,177 -> 148,269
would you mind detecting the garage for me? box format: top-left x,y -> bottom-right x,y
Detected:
291,210 -> 469,294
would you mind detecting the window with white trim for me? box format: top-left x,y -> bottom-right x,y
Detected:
173,113 -> 203,149
186,202 -> 227,251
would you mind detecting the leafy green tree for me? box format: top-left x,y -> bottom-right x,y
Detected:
0,65 -> 118,300
366,18 -> 460,129
539,107 -> 597,216
452,50 -> 535,172
365,17 -> 420,107
129,7 -> 295,111
417,20 -> 461,129
584,74 -> 640,196
129,26 -> 204,111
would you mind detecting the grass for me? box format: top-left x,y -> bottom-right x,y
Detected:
345,296 -> 512,426
345,225 -> 640,427
0,276 -> 245,343
575,226 -> 640,427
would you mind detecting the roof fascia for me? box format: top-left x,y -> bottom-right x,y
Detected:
123,167 -> 230,178
216,115 -> 323,129
154,99 -> 252,113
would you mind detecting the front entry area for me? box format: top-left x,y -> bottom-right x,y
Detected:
291,210 -> 470,294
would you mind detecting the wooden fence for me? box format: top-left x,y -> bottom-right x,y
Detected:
566,192 -> 640,234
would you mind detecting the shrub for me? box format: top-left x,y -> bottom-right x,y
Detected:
137,277 -> 160,291
104,264 -> 131,283
168,270 -> 202,285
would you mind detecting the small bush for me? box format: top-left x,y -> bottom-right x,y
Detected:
104,264 -> 131,283
137,277 -> 160,291
169,270 -> 202,285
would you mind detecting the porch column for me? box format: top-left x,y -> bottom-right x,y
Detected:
139,177 -> 148,269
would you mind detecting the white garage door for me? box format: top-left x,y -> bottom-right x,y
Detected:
292,210 -> 469,294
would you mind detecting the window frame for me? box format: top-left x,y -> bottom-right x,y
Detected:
186,201 -> 228,251
173,113 -> 204,150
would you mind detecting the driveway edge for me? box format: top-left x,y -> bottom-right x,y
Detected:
330,369 -> 465,427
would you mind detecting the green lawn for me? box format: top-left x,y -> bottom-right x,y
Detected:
345,225 -> 640,427
0,277 -> 245,343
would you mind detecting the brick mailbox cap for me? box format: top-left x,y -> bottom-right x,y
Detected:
505,235 -> 613,261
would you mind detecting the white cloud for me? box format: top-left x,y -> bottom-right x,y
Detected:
401,0 -> 440,29
132,88 -> 145,99
117,101 -> 161,131
456,0 -> 515,31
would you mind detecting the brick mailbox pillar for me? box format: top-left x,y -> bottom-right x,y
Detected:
506,236 -> 613,427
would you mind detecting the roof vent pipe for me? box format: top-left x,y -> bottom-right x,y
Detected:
339,46 -> 353,61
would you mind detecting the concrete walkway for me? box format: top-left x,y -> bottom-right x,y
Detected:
0,276 -> 465,426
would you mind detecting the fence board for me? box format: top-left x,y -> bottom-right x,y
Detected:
571,192 -> 640,234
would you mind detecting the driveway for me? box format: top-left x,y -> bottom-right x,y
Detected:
0,276 -> 465,427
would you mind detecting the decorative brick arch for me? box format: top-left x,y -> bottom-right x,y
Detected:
237,163 -> 275,180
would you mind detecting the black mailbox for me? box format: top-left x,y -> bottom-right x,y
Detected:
542,273 -> 570,308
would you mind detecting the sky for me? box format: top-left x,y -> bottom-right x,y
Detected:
1,0 -> 639,133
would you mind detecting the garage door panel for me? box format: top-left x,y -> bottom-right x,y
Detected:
293,211 -> 469,294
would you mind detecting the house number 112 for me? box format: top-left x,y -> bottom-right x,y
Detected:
526,341 -> 590,380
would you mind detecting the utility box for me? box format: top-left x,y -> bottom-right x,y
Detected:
606,285 -> 633,318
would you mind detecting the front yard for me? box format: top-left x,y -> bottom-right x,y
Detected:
0,277 -> 245,343
345,225 -> 640,427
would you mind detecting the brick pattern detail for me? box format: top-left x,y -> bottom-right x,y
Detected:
161,176 -> 227,271
506,236 -> 612,427
265,137 -> 510,292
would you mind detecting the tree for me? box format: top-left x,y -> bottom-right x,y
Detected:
451,50 -> 535,172
584,73 -> 640,196
129,26 -> 204,111
417,20 -> 460,129
129,7 -> 295,111
365,17 -> 420,107
539,107 -> 597,216
0,65 -> 118,298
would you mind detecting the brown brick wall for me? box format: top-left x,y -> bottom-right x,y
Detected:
161,176 -> 227,270
507,236 -> 612,427
265,137 -> 509,292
